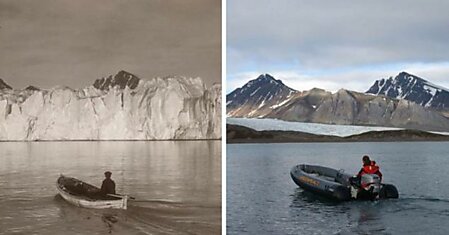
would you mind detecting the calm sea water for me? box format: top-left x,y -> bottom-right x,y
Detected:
227,141 -> 449,235
0,141 -> 221,235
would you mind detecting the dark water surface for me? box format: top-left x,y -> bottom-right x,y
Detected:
227,142 -> 449,235
0,141 -> 221,235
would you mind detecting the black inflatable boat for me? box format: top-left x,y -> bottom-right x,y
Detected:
290,164 -> 398,201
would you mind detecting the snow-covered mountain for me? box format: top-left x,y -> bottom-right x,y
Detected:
226,74 -> 296,117
227,74 -> 449,132
367,71 -> 449,111
0,71 -> 221,140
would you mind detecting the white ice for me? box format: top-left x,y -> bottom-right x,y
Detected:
0,77 -> 221,141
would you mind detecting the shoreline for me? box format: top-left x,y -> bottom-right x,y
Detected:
227,124 -> 449,144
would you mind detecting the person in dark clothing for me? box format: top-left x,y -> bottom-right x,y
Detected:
100,171 -> 116,195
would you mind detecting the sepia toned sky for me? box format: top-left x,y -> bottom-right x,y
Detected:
0,0 -> 221,89
227,0 -> 449,93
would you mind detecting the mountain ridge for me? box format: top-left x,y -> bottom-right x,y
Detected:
226,73 -> 297,117
227,73 -> 449,132
0,78 -> 12,90
367,71 -> 449,111
93,70 -> 140,90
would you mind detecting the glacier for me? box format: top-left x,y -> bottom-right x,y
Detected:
227,118 -> 449,137
0,71 -> 221,141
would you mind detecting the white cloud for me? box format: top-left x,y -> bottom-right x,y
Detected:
227,62 -> 449,94
228,0 -> 449,89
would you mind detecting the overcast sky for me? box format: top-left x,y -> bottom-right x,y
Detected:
0,0 -> 221,89
227,0 -> 449,93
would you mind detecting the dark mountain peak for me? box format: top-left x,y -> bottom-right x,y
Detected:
367,72 -> 449,110
397,71 -> 422,79
396,71 -> 426,83
248,73 -> 276,86
25,85 -> 40,91
93,70 -> 140,90
228,74 -> 296,98
116,70 -> 135,78
256,73 -> 275,81
0,78 -> 12,90
226,74 -> 297,114
398,71 -> 412,77
244,73 -> 293,91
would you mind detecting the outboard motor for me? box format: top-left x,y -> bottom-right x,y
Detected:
361,174 -> 381,195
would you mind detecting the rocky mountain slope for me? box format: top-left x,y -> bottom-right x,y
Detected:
227,74 -> 449,132
0,79 -> 12,90
367,71 -> 449,113
226,74 -> 296,117
0,71 -> 221,140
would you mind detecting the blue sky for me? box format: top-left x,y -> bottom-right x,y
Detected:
227,0 -> 449,93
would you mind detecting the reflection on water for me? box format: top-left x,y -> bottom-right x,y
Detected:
290,189 -> 388,235
0,141 -> 221,234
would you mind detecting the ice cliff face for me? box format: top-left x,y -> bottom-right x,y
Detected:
0,71 -> 221,140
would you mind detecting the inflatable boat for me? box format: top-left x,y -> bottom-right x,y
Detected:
290,164 -> 398,201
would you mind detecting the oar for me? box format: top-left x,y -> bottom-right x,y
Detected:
107,193 -> 136,200
107,194 -> 168,203
107,194 -> 170,203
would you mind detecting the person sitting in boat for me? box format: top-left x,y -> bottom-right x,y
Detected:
100,171 -> 116,195
357,155 -> 382,181
349,155 -> 382,187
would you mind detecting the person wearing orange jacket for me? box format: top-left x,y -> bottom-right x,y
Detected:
357,155 -> 382,181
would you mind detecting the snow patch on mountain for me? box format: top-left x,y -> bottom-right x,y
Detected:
226,74 -> 297,117
270,97 -> 293,109
367,71 -> 449,110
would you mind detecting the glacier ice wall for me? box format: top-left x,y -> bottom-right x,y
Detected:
0,76 -> 221,140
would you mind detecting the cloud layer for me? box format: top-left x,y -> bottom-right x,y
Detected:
227,0 -> 449,92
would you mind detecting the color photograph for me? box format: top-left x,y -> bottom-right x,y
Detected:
0,0 -> 221,234
227,0 -> 449,234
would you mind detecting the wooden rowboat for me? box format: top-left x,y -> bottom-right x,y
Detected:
56,175 -> 128,210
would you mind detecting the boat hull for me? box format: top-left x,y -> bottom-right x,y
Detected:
56,175 -> 128,210
290,164 -> 351,201
290,164 -> 398,201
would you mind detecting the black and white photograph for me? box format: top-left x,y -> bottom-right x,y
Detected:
0,0 -> 221,234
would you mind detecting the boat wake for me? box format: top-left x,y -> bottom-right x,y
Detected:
291,189 -> 449,219
399,195 -> 449,204
54,195 -> 220,234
